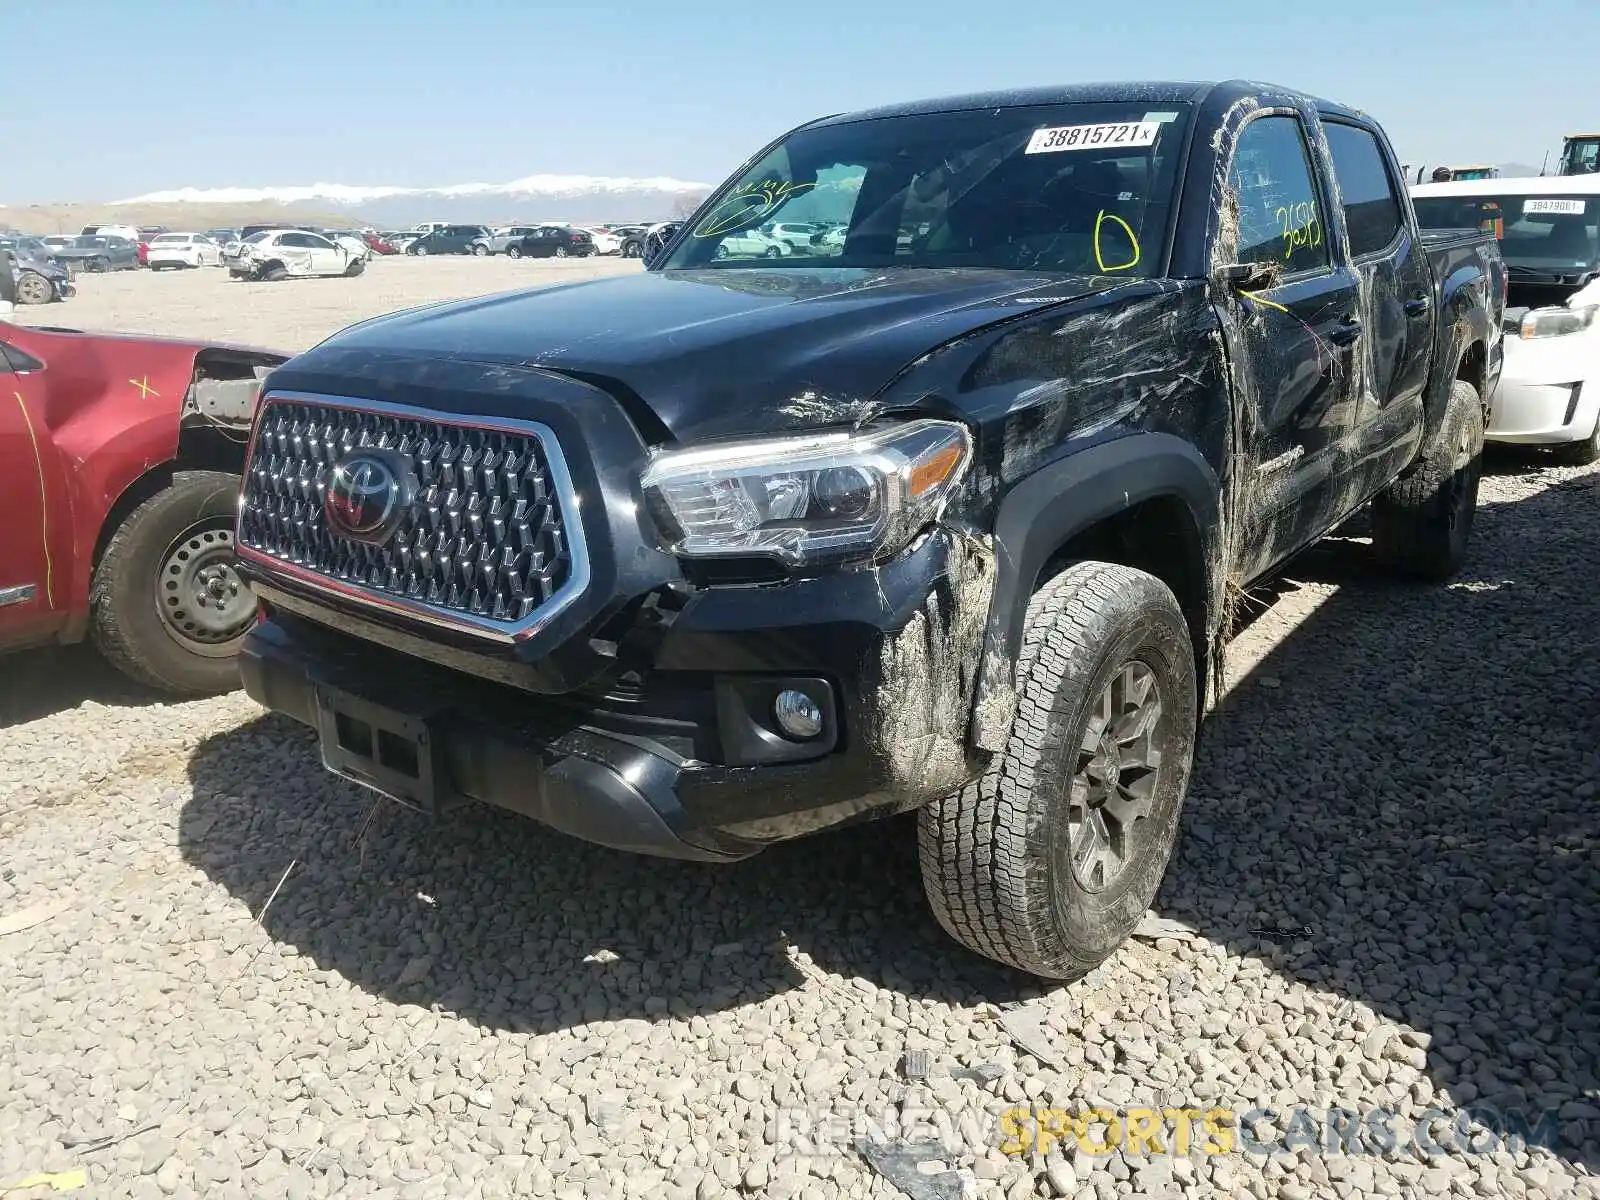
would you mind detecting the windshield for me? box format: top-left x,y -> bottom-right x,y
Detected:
1414,194 -> 1599,270
658,102 -> 1192,276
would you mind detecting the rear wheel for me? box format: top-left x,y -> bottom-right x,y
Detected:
507,245 -> 522,259
554,245 -> 568,258
262,263 -> 288,282
90,471 -> 255,695
766,245 -> 782,258
472,243 -> 488,256
918,562 -> 1198,978
414,244 -> 428,256
15,271 -> 52,305
1372,378 -> 1484,580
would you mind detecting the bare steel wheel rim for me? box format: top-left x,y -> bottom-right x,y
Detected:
1068,661 -> 1167,893
154,523 -> 254,657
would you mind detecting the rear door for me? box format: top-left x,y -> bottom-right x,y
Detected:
1216,111 -> 1363,582
276,232 -> 315,274
1321,118 -> 1431,496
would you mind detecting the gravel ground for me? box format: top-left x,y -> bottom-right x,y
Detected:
3,267 -> 1598,1199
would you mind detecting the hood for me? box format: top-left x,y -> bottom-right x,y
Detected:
288,267 -> 1118,442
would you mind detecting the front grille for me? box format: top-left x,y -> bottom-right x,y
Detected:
239,397 -> 576,628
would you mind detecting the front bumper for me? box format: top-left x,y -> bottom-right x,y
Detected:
1488,332 -> 1600,443
240,525 -> 993,862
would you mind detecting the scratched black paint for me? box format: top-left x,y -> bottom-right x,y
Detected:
244,79 -> 1505,859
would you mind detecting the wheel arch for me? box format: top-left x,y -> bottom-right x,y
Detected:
972,433 -> 1222,750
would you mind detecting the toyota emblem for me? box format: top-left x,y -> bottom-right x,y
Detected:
324,452 -> 408,542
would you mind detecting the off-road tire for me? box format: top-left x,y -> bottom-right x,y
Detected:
1551,413 -> 1600,466
90,471 -> 253,695
918,561 -> 1198,979
1372,378 -> 1484,581
15,271 -> 52,305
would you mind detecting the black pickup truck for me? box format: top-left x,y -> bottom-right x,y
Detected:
233,80 -> 1504,978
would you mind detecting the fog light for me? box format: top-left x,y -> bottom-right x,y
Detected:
773,690 -> 823,740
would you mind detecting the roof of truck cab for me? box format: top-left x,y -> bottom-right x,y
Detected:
806,80 -> 1367,127
1411,175 -> 1600,198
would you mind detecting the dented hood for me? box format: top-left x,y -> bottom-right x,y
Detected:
293,267 -> 1118,441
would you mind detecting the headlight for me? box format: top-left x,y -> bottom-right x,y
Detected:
640,419 -> 972,567
1520,303 -> 1598,339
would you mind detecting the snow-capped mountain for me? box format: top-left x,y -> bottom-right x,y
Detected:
109,174 -> 716,226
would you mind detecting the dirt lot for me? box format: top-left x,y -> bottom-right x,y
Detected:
17,254 -> 640,351
2,262 -> 1597,1200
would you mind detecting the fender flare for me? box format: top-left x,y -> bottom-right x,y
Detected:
971,433 -> 1223,748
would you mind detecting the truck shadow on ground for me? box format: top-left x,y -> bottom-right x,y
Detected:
178,468 -> 1597,1171
1158,469 -> 1600,1173
0,642 -> 163,729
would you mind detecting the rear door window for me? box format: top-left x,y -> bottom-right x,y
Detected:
1228,115 -> 1330,275
1323,122 -> 1404,258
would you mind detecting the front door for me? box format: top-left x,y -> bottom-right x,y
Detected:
1321,119 -> 1432,499
1216,112 -> 1362,583
0,349 -> 66,647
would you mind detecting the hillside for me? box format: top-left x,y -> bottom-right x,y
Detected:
0,200 -> 359,235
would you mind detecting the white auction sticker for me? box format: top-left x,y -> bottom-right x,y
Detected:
1524,198 -> 1587,215
1025,122 -> 1160,155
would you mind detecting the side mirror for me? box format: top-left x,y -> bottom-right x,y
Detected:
1216,262 -> 1279,293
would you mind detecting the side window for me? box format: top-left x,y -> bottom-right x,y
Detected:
306,234 -> 334,249
1228,115 -> 1329,274
280,233 -> 311,248
1324,122 -> 1403,257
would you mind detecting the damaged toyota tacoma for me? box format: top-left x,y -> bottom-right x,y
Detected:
233,81 -> 1505,978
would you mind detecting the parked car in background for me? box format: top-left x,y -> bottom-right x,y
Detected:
41,235 -> 75,254
54,234 -> 140,272
581,227 -> 622,255
619,221 -> 679,258
506,226 -> 595,258
320,230 -> 375,261
0,237 -> 75,304
1413,174 -> 1600,462
363,233 -> 399,255
147,232 -> 224,270
764,221 -> 818,251
79,223 -> 141,241
227,230 -> 365,280
231,79 -> 1503,980
469,226 -> 540,255
206,228 -> 241,246
715,227 -> 791,259
0,320 -> 288,692
405,225 -> 487,256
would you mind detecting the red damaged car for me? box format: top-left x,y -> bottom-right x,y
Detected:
0,320 -> 288,693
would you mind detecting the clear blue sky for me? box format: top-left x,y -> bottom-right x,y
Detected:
5,0 -> 1593,201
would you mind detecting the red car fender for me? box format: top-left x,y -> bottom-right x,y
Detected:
5,325 -> 240,632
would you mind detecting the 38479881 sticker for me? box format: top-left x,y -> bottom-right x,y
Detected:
1025,122 -> 1160,155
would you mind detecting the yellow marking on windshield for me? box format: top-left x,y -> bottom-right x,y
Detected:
694,180 -> 816,238
1093,210 -> 1141,273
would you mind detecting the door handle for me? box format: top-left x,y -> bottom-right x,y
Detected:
1327,316 -> 1363,346
1403,294 -> 1432,316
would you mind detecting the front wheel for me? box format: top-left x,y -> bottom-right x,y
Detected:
506,245 -> 522,259
90,471 -> 256,695
1552,412 -> 1600,466
414,245 -> 428,256
554,245 -> 568,258
765,245 -> 782,258
1371,378 -> 1484,580
472,243 -> 488,256
919,561 -> 1198,979
15,271 -> 52,305
344,258 -> 366,277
